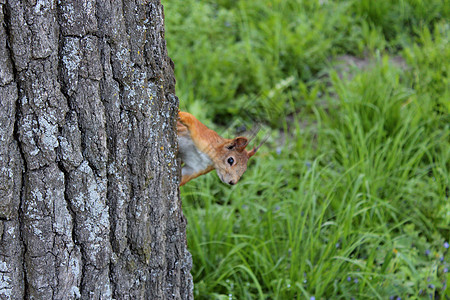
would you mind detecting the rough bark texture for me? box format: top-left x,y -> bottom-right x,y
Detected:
0,1 -> 193,299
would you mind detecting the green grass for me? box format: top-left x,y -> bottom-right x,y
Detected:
164,0 -> 449,298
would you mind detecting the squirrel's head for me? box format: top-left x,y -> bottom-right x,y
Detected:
213,136 -> 260,185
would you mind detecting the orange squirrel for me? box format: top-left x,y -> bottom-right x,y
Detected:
177,111 -> 262,186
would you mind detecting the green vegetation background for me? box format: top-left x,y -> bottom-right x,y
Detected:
164,0 -> 449,298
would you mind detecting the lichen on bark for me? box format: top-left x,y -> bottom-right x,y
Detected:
0,1 -> 192,299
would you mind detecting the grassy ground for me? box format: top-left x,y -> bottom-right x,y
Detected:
164,0 -> 449,298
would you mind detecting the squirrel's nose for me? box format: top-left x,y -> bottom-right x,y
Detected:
228,180 -> 235,185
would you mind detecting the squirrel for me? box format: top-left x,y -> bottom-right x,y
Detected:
177,111 -> 263,186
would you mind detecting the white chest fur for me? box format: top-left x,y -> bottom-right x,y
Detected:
178,134 -> 213,176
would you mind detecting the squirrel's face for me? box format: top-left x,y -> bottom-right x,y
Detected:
215,150 -> 250,185
213,137 -> 253,185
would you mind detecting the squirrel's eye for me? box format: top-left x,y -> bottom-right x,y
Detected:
227,157 -> 234,166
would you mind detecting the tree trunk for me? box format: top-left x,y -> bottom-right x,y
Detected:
0,1 -> 193,299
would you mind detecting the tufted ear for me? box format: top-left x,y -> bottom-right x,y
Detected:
247,134 -> 269,158
226,137 -> 248,152
247,147 -> 257,158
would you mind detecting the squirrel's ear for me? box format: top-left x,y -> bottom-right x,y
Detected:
247,134 -> 269,158
234,137 -> 248,152
226,137 -> 248,151
247,147 -> 257,158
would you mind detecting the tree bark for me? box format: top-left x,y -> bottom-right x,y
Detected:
0,1 -> 193,299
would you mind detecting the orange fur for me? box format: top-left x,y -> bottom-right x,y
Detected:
177,111 -> 259,186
